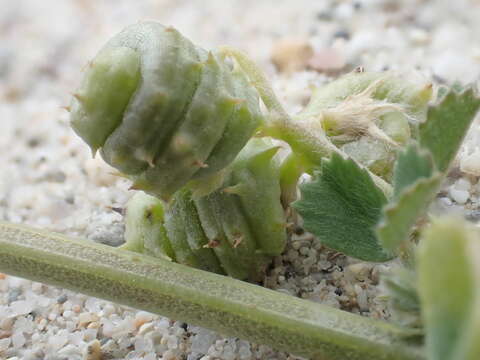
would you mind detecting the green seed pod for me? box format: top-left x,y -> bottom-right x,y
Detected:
194,189 -> 269,280
226,137 -> 286,255
122,138 -> 286,280
121,192 -> 174,260
164,188 -> 224,273
71,22 -> 263,199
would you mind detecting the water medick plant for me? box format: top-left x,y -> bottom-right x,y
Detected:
1,22 -> 480,360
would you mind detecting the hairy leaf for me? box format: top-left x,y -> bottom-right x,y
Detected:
392,144 -> 434,198
294,153 -> 390,262
377,86 -> 480,257
418,218 -> 480,360
377,174 -> 441,256
419,86 -> 480,172
378,145 -> 440,256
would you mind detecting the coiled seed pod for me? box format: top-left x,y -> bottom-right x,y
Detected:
71,22 -> 263,199
122,138 -> 287,280
123,191 -> 174,260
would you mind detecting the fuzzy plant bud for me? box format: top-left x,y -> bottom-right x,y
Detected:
122,138 -> 287,280
296,71 -> 433,179
70,22 -> 263,199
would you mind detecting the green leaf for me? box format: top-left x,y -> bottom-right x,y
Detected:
392,144 -> 434,197
376,85 -> 480,258
417,217 -> 480,360
377,174 -> 442,257
377,145 -> 440,257
293,153 -> 391,262
419,86 -> 480,172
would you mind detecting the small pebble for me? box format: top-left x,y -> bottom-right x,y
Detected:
57,294 -> 68,304
0,338 -> 11,352
461,148 -> 480,176
8,288 -> 22,303
271,38 -> 313,73
78,312 -> 100,327
138,322 -> 155,335
308,48 -> 346,72
333,29 -> 350,40
449,188 -> 470,204
84,339 -> 102,360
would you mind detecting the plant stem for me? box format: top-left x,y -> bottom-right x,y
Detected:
221,46 -> 393,198
262,115 -> 394,197
0,222 -> 423,359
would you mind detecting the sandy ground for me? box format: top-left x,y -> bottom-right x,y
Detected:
1,1 -> 480,359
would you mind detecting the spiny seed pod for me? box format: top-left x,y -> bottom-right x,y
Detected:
122,192 -> 174,260
296,71 -> 433,179
70,22 -> 263,199
122,138 -> 287,280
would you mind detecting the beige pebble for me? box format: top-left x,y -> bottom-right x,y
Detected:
0,318 -> 13,331
460,148 -> 480,176
83,339 -> 102,360
271,38 -> 313,73
345,263 -> 372,282
78,312 -> 99,327
84,156 -> 118,187
138,322 -> 155,335
87,321 -> 101,329
308,48 -> 346,72
0,331 -> 11,339
409,28 -> 430,45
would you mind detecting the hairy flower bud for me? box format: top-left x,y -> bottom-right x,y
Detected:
297,71 -> 433,179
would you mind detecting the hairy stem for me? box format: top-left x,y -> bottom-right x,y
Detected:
262,115 -> 394,197
0,222 -> 422,359
222,46 -> 393,197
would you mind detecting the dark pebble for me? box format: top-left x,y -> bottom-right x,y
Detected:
57,294 -> 68,304
293,226 -> 304,235
333,29 -> 350,40
466,210 -> 480,221
8,287 -> 22,303
317,11 -> 332,21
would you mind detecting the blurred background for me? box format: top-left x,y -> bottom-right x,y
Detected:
1,1 -> 480,359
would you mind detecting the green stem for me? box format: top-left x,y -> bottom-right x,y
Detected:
0,222 -> 423,359
262,115 -> 393,197
222,46 -> 393,198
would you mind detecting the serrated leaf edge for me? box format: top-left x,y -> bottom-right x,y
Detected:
393,143 -> 436,197
295,153 -> 392,262
376,172 -> 443,256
